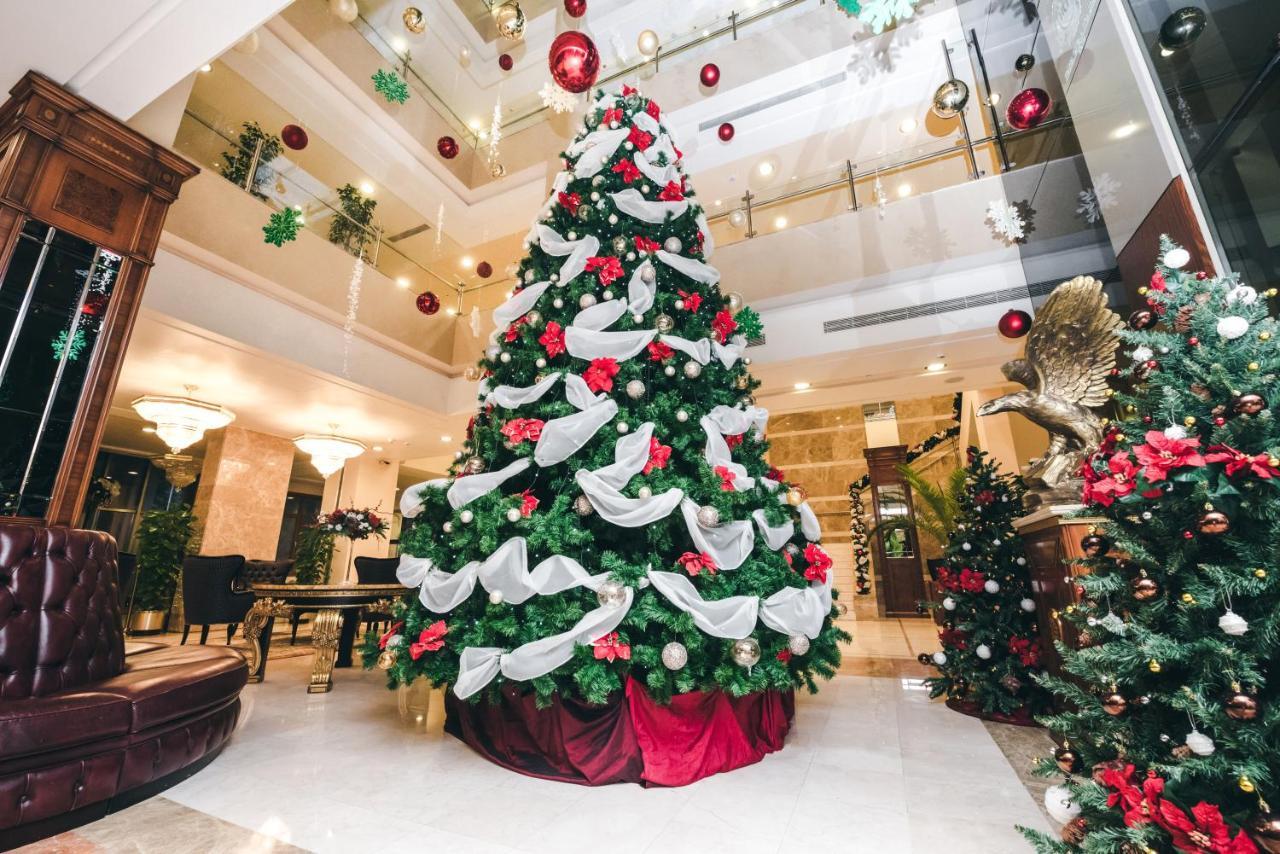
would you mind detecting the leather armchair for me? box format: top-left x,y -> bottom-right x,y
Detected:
179,555 -> 248,645
0,523 -> 247,846
355,556 -> 399,633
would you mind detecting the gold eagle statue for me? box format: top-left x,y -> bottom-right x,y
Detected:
978,276 -> 1122,505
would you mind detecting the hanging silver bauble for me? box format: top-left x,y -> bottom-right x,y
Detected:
930,79 -> 970,119
601,289 -> 614,301
683,360 -> 702,379
499,351 -> 511,363
655,313 -> 674,332
663,236 -> 683,254
611,235 -> 628,254
492,0 -> 526,39
505,507 -> 521,523
596,580 -> 628,608
788,634 -> 810,656
579,292 -> 598,309
463,456 -> 485,475
731,638 -> 761,668
459,509 -> 474,524
675,409 -> 688,422
641,265 -> 657,284
664,365 -> 676,377
662,641 -> 688,670
1159,7 -> 1207,52
626,379 -> 646,399
696,505 -> 721,527
728,209 -> 747,229
574,494 -> 594,516
637,485 -> 653,499
525,310 -> 542,327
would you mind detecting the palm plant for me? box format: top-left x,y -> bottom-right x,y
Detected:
868,463 -> 966,550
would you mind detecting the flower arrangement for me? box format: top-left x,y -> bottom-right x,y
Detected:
318,507 -> 388,541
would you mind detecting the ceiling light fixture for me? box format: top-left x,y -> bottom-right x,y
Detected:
926,361 -> 946,372
774,216 -> 788,229
897,183 -> 912,198
199,64 -> 212,73
131,387 -> 235,453
459,255 -> 474,269
372,445 -> 384,452
359,181 -> 375,195
793,381 -> 811,390
757,161 -> 775,177
898,117 -> 918,134
395,276 -> 411,289
391,36 -> 407,53
293,429 -> 366,478
441,435 -> 453,442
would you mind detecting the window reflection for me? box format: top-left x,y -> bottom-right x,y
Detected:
877,484 -> 915,558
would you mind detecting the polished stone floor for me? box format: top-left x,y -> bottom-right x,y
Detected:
24,616 -> 1052,853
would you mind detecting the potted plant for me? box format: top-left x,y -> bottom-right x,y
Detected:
218,121 -> 283,199
128,505 -> 198,633
327,183 -> 377,256
293,524 -> 336,585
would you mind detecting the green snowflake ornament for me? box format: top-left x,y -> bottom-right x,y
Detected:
835,0 -> 862,14
836,0 -> 919,33
734,306 -> 764,340
50,327 -> 87,361
263,209 -> 302,247
372,69 -> 410,104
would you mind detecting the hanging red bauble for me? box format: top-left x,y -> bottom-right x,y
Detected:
81,292 -> 109,316
700,62 -> 720,88
548,30 -> 600,94
997,308 -> 1031,338
415,291 -> 440,315
717,121 -> 735,142
563,0 -> 586,17
498,53 -> 514,71
281,124 -> 309,150
437,136 -> 459,159
1006,87 -> 1052,130
476,261 -> 493,278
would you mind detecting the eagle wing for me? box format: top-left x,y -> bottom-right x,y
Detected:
1024,276 -> 1122,407
1001,358 -> 1038,390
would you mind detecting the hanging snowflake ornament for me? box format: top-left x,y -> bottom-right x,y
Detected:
839,0 -> 920,33
371,68 -> 410,104
50,327 -> 88,361
1076,172 -> 1119,224
986,199 -> 1026,244
873,174 -> 888,219
263,208 -> 302,246
539,81 -> 581,114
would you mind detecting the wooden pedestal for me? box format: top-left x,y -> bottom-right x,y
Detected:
1014,506 -> 1106,680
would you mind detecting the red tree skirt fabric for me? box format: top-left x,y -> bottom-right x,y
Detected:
444,678 -> 795,787
945,696 -> 1041,727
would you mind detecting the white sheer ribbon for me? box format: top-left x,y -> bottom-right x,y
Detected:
447,458 -> 532,509
759,575 -> 832,640
632,110 -> 660,136
700,416 -> 754,492
751,509 -> 794,551
493,281 -> 550,329
590,422 -> 653,489
645,134 -> 677,167
564,373 -> 607,411
633,150 -> 676,187
646,571 -> 758,639
706,405 -> 769,440
565,327 -> 657,360
569,128 -> 629,178
713,337 -> 747,368
627,260 -> 656,315
656,250 -> 719,285
486,373 -> 561,409
799,501 -> 822,542
610,189 -> 689,223
572,298 -> 628,331
534,400 -> 618,466
400,478 -> 447,519
680,498 -> 755,570
576,469 -> 684,526
660,334 -> 711,365
535,224 -> 600,287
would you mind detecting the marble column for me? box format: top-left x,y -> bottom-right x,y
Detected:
321,454 -> 400,582
192,426 -> 294,559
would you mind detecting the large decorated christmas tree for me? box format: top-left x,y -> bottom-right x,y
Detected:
1025,239 -> 1280,852
365,86 -> 847,784
923,448 -> 1049,722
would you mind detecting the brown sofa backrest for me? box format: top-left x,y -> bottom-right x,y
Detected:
0,524 -> 125,699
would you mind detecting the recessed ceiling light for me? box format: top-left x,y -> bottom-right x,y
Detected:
468,118 -> 482,131
926,361 -> 946,372
773,216 -> 787,229
702,29 -> 710,37
359,181 -> 375,195
758,163 -> 775,178
440,435 -> 453,442
395,276 -> 411,289
898,117 -> 918,134
199,64 -> 212,73
1111,121 -> 1141,140
141,426 -> 155,433
897,183 -> 912,198
372,445 -> 384,452
714,199 -> 722,207
459,255 -> 474,269
446,307 -> 457,316
793,381 -> 810,390
391,36 -> 407,53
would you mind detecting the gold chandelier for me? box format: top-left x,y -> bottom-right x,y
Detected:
293,430 -> 365,478
131,387 -> 234,453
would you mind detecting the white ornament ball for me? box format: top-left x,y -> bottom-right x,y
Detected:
641,184 -> 650,194
1217,315 -> 1250,340
1020,598 -> 1036,612
984,579 -> 1001,594
1016,556 -> 1027,566
674,299 -> 685,310
942,597 -> 956,611
535,357 -> 547,369
696,505 -> 721,527
602,289 -> 614,301
662,641 -> 688,670
1131,346 -> 1154,362
664,365 -> 676,377
489,590 -> 504,605
524,269 -> 535,282
617,422 -> 630,434
1219,609 -> 1249,636
506,507 -> 522,523
1163,247 -> 1191,269
641,265 -> 656,284
676,409 -> 689,422
788,634 -> 811,656
663,236 -> 682,254
961,542 -> 972,551
579,293 -> 598,309
499,352 -> 511,363
442,521 -> 453,534
625,251 -> 635,261
932,651 -> 947,666
553,298 -> 564,309
637,485 -> 653,499
683,360 -> 702,379
459,510 -> 474,524
596,580 -> 628,608
1163,424 -> 1188,440
1226,284 -> 1258,305
731,638 -> 761,668
626,379 -> 646,399
567,231 -> 577,240
975,644 -> 992,660
1044,785 -> 1081,824
590,191 -> 600,202
632,313 -> 644,323
1185,728 -> 1216,756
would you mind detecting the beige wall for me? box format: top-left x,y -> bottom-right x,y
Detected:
192,425 -> 294,559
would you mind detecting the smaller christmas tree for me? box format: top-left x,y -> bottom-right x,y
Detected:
923,448 -> 1049,720
850,484 -> 871,595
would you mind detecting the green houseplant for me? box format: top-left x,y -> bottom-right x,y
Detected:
293,524 -> 336,585
869,461 -> 966,550
218,121 -> 283,200
327,183 -> 377,256
129,505 -> 199,633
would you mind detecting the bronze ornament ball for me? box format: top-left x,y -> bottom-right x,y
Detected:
1080,533 -> 1111,557
1054,746 -> 1081,774
281,124 -> 309,150
1128,309 -> 1157,330
1233,393 -> 1266,415
1061,817 -> 1087,845
1014,53 -> 1036,73
476,261 -> 493,278
376,648 -> 398,669
1198,510 -> 1231,535
1102,692 -> 1128,716
1226,692 -> 1259,721
1131,576 -> 1159,601
917,652 -> 932,665
930,79 -> 970,119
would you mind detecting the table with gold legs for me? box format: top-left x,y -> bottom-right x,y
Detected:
243,583 -> 403,693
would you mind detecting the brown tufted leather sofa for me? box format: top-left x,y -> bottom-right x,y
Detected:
0,523 -> 248,847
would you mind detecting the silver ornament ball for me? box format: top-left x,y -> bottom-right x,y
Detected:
574,494 -> 594,516
596,580 -> 628,608
731,638 -> 761,668
579,293 -> 598,309
696,504 -> 721,527
930,79 -> 970,119
788,634 -> 811,656
661,641 -> 688,670
663,236 -> 683,254
683,360 -> 702,379
626,379 -> 646,399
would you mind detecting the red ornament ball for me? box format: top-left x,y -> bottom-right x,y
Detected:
548,30 -> 600,94
437,136 -> 459,159
700,62 -> 721,88
81,292 -> 110,316
563,0 -> 586,17
415,291 -> 441,315
498,53 -> 514,71
997,308 -> 1032,338
476,261 -> 493,278
1006,87 -> 1052,130
717,121 -> 735,142
281,124 -> 309,150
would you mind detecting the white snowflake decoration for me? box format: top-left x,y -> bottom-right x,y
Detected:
872,174 -> 887,219
539,82 -> 581,114
1077,172 -> 1119,224
986,199 -> 1025,244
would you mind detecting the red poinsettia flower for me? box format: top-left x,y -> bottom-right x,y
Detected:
1086,451 -> 1141,507
1008,636 -> 1040,667
592,631 -> 631,663
1205,445 -> 1278,479
501,418 -> 544,445
1101,764 -> 1165,828
621,84 -> 637,97
673,143 -> 683,161
558,191 -> 581,215
659,181 -> 684,202
643,436 -> 671,474
1158,799 -> 1259,853
939,627 -> 968,649
539,321 -> 566,358
776,648 -> 792,663
958,568 -> 986,593
714,465 -> 736,491
634,235 -> 661,253
627,125 -> 653,151
519,489 -> 539,517
678,290 -> 702,312
583,357 -> 620,393
712,309 -> 738,343
975,489 -> 996,505
647,340 -> 674,362
504,315 -> 528,343
378,621 -> 404,650
645,100 -> 660,120
803,544 -> 832,584
766,466 -> 785,482
409,621 -> 448,659
602,107 -> 623,126
1149,271 -> 1168,292
676,551 -> 717,576
724,433 -> 744,450
612,159 -> 641,183
585,255 -> 624,286
1133,430 -> 1205,482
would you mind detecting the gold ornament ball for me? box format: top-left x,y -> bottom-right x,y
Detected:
463,456 -> 486,475
1241,776 -> 1256,793
786,486 -> 806,506
1249,362 -> 1261,372
1255,569 -> 1268,579
328,0 -> 358,23
655,314 -> 675,333
731,637 -> 761,667
930,78 -> 970,119
735,374 -> 750,389
726,291 -> 744,313
402,6 -> 426,33
1261,331 -> 1273,341
492,0 -> 525,39
376,648 -> 398,670
1181,592 -> 1196,604
1148,659 -> 1161,673
1184,415 -> 1197,427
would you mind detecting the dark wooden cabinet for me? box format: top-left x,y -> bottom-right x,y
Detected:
864,445 -> 927,618
0,71 -> 197,526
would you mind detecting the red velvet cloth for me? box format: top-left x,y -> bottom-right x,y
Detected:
444,678 -> 794,787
